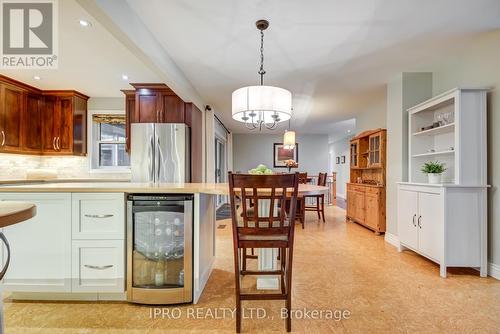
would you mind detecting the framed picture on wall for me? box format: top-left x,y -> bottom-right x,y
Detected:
341,156 -> 346,164
273,143 -> 299,168
336,157 -> 340,164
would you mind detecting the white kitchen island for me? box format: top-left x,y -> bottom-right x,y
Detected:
0,182 -> 225,304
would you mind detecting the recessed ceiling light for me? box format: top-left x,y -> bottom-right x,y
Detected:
347,130 -> 351,133
33,75 -> 41,80
79,19 -> 91,27
121,74 -> 129,81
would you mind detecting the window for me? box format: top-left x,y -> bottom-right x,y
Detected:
91,114 -> 130,171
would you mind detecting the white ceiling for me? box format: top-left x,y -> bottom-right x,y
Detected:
123,0 -> 500,133
0,0 -> 161,97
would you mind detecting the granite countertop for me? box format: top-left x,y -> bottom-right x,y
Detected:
0,182 -> 229,195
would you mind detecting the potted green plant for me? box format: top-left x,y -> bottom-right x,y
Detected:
421,161 -> 447,184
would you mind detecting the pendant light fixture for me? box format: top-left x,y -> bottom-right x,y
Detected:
232,20 -> 292,130
283,119 -> 296,149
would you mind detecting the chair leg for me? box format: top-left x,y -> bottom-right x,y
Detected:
316,197 -> 320,220
321,195 -> 325,223
242,248 -> 247,272
285,247 -> 293,332
233,246 -> 242,333
298,199 -> 305,229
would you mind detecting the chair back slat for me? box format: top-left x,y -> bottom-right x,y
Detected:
318,172 -> 327,186
228,172 -> 300,240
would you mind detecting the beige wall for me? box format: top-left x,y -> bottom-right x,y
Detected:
431,30 -> 500,266
354,90 -> 387,133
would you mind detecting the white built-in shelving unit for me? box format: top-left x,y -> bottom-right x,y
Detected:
398,88 -> 489,278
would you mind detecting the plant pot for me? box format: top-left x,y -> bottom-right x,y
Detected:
427,173 -> 442,184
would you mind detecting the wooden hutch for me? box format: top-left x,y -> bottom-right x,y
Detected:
346,128 -> 387,234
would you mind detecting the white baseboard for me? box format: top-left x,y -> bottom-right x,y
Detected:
384,232 -> 399,248
384,233 -> 500,280
488,262 -> 500,280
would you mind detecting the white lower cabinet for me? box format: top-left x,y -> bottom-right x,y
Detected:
0,193 -> 72,292
72,240 -> 124,293
0,192 -> 126,298
397,184 -> 487,278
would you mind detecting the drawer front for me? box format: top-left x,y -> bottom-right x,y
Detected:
366,187 -> 381,195
72,240 -> 125,293
72,193 -> 125,239
347,184 -> 366,193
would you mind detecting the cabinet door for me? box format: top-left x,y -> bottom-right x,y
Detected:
0,193 -> 72,292
368,134 -> 381,167
72,96 -> 87,155
23,93 -> 42,152
350,141 -> 359,167
161,94 -> 185,123
346,189 -> 355,218
125,93 -> 135,152
135,90 -> 159,123
41,95 -> 58,153
0,84 -> 23,152
57,96 -> 73,153
418,192 -> 442,261
71,240 -> 125,293
365,193 -> 379,229
397,189 -> 418,249
353,191 -> 365,223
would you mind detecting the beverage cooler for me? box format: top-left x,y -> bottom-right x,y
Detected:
127,194 -> 193,304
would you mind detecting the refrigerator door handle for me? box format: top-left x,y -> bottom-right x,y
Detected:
149,134 -> 155,182
157,136 -> 162,182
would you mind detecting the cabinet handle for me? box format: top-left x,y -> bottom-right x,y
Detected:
56,137 -> 60,150
84,264 -> 113,270
52,137 -> 57,150
412,214 -> 417,227
0,130 -> 5,146
418,215 -> 422,229
84,214 -> 114,219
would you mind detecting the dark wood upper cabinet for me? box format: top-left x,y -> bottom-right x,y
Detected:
23,93 -> 42,152
42,92 -> 88,156
162,94 -> 185,123
121,90 -> 135,152
185,103 -> 203,182
0,75 -> 88,156
0,83 -> 23,152
130,83 -> 185,124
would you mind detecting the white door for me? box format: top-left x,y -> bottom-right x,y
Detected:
0,193 -> 72,292
397,189 -> 418,250
418,192 -> 443,261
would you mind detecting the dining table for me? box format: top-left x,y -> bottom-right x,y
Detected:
0,201 -> 36,333
230,183 -> 329,290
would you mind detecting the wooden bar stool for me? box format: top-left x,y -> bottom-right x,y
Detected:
304,172 -> 327,222
229,172 -> 299,333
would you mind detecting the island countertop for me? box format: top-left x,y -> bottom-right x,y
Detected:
0,182 -> 229,195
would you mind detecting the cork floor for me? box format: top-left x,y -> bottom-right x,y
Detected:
3,206 -> 500,333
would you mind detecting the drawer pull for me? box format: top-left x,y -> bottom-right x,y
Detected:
84,214 -> 114,219
84,264 -> 113,270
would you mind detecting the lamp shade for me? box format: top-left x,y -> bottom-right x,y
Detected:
232,85 -> 292,124
283,130 -> 296,149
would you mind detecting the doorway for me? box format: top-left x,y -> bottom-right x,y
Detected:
215,136 -> 227,207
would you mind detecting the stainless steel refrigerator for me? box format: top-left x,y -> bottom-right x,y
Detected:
131,123 -> 190,183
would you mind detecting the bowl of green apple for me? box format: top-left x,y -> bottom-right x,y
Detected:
248,164 -> 274,175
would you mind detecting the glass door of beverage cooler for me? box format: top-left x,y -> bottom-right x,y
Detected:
127,194 -> 193,304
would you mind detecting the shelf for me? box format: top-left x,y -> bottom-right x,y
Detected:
413,123 -> 455,137
412,150 -> 455,158
351,166 -> 384,170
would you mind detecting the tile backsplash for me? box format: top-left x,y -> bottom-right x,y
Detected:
0,153 -> 130,180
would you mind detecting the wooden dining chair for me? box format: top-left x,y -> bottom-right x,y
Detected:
228,172 -> 300,333
294,172 -> 308,228
304,172 -> 327,222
